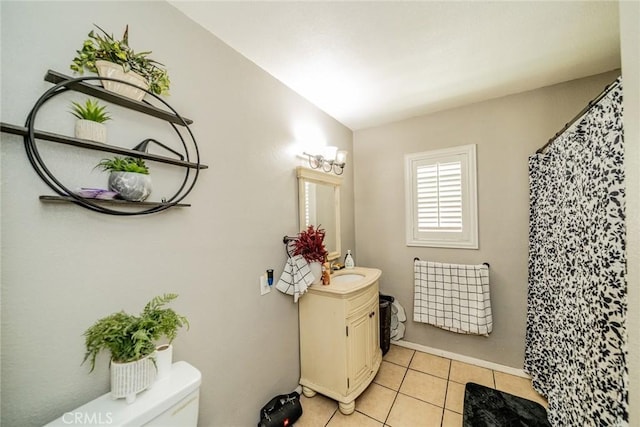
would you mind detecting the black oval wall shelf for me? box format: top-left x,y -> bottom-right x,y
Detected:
0,123 -> 207,170
39,195 -> 191,208
44,70 -> 194,126
0,70 -> 208,216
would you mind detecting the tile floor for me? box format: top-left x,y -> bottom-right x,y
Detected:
296,344 -> 547,427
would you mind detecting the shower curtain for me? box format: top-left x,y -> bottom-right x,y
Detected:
525,78 -> 627,426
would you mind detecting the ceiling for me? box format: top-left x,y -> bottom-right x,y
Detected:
170,1 -> 621,130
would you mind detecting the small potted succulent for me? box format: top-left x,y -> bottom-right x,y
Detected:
83,294 -> 189,403
294,225 -> 328,284
96,156 -> 151,201
71,24 -> 170,100
70,98 -> 111,143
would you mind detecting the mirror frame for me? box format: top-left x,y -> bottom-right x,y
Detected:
297,166 -> 342,261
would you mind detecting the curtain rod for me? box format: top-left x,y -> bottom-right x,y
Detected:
535,77 -> 621,155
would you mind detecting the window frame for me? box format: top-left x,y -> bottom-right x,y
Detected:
404,144 -> 479,249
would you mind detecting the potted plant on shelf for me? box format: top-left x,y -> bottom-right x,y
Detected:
96,156 -> 151,202
70,98 -> 111,143
70,24 -> 170,101
83,294 -> 189,403
293,225 -> 328,285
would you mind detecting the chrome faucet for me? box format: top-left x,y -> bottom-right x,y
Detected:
330,260 -> 343,273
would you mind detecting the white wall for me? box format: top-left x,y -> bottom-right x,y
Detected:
353,70 -> 620,369
620,0 -> 639,424
0,2 -> 354,426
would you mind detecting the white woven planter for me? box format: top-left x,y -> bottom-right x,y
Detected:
110,353 -> 156,404
95,60 -> 149,101
74,119 -> 106,143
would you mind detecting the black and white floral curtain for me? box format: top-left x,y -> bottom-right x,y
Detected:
525,78 -> 627,426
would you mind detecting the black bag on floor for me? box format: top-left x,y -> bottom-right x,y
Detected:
379,294 -> 394,356
257,391 -> 303,427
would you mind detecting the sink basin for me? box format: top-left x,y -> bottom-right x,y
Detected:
331,273 -> 365,284
314,267 -> 381,294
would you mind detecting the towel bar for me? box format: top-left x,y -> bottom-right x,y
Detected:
412,257 -> 490,268
283,235 -> 298,258
283,235 -> 297,244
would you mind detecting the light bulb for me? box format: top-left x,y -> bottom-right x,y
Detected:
335,150 -> 348,165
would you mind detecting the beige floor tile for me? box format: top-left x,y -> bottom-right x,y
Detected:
494,371 -> 549,409
442,409 -> 463,427
355,382 -> 397,423
383,344 -> 415,367
399,369 -> 447,407
386,393 -> 443,427
444,381 -> 465,414
409,352 -> 451,379
327,410 -> 384,427
373,361 -> 407,391
449,360 -> 494,388
296,394 -> 338,427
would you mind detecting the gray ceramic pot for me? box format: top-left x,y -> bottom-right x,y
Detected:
108,171 -> 152,202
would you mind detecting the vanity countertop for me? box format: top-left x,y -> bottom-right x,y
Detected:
308,267 -> 381,295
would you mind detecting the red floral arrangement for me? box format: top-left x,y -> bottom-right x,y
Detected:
293,225 -> 328,263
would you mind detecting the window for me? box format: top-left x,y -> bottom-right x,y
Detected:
405,144 -> 478,249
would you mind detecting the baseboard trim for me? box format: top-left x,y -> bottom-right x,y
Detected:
392,339 -> 530,379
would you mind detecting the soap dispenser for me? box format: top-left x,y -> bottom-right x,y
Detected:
344,250 -> 355,269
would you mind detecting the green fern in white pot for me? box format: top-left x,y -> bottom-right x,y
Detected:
83,294 -> 189,403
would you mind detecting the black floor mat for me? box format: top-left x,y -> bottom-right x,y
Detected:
463,382 -> 550,427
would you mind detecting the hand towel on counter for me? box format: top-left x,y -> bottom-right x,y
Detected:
276,255 -> 315,303
413,260 -> 492,336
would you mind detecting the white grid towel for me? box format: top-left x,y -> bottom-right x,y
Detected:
275,255 -> 315,303
413,260 -> 492,336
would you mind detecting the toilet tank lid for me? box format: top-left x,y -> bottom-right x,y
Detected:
45,361 -> 202,427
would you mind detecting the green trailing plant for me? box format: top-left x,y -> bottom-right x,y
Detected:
70,98 -> 112,123
70,24 -> 170,95
83,293 -> 189,372
97,156 -> 150,175
293,225 -> 328,263
140,294 -> 190,344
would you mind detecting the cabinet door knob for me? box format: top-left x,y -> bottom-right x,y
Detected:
369,311 -> 375,318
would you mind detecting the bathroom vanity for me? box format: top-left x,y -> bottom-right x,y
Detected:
298,267 -> 382,415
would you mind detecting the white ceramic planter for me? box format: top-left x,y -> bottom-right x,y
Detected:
155,344 -> 173,380
110,353 -> 156,403
95,60 -> 149,101
108,171 -> 152,202
74,119 -> 106,143
309,262 -> 322,285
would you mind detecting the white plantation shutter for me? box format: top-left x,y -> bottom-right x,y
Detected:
416,161 -> 462,232
406,145 -> 478,249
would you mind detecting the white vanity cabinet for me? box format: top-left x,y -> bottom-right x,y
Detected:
298,267 -> 382,415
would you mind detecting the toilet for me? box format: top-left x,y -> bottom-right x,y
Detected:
46,361 -> 201,426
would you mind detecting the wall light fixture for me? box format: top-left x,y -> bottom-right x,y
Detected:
303,146 -> 348,175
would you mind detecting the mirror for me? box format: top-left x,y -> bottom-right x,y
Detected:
297,167 -> 342,261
